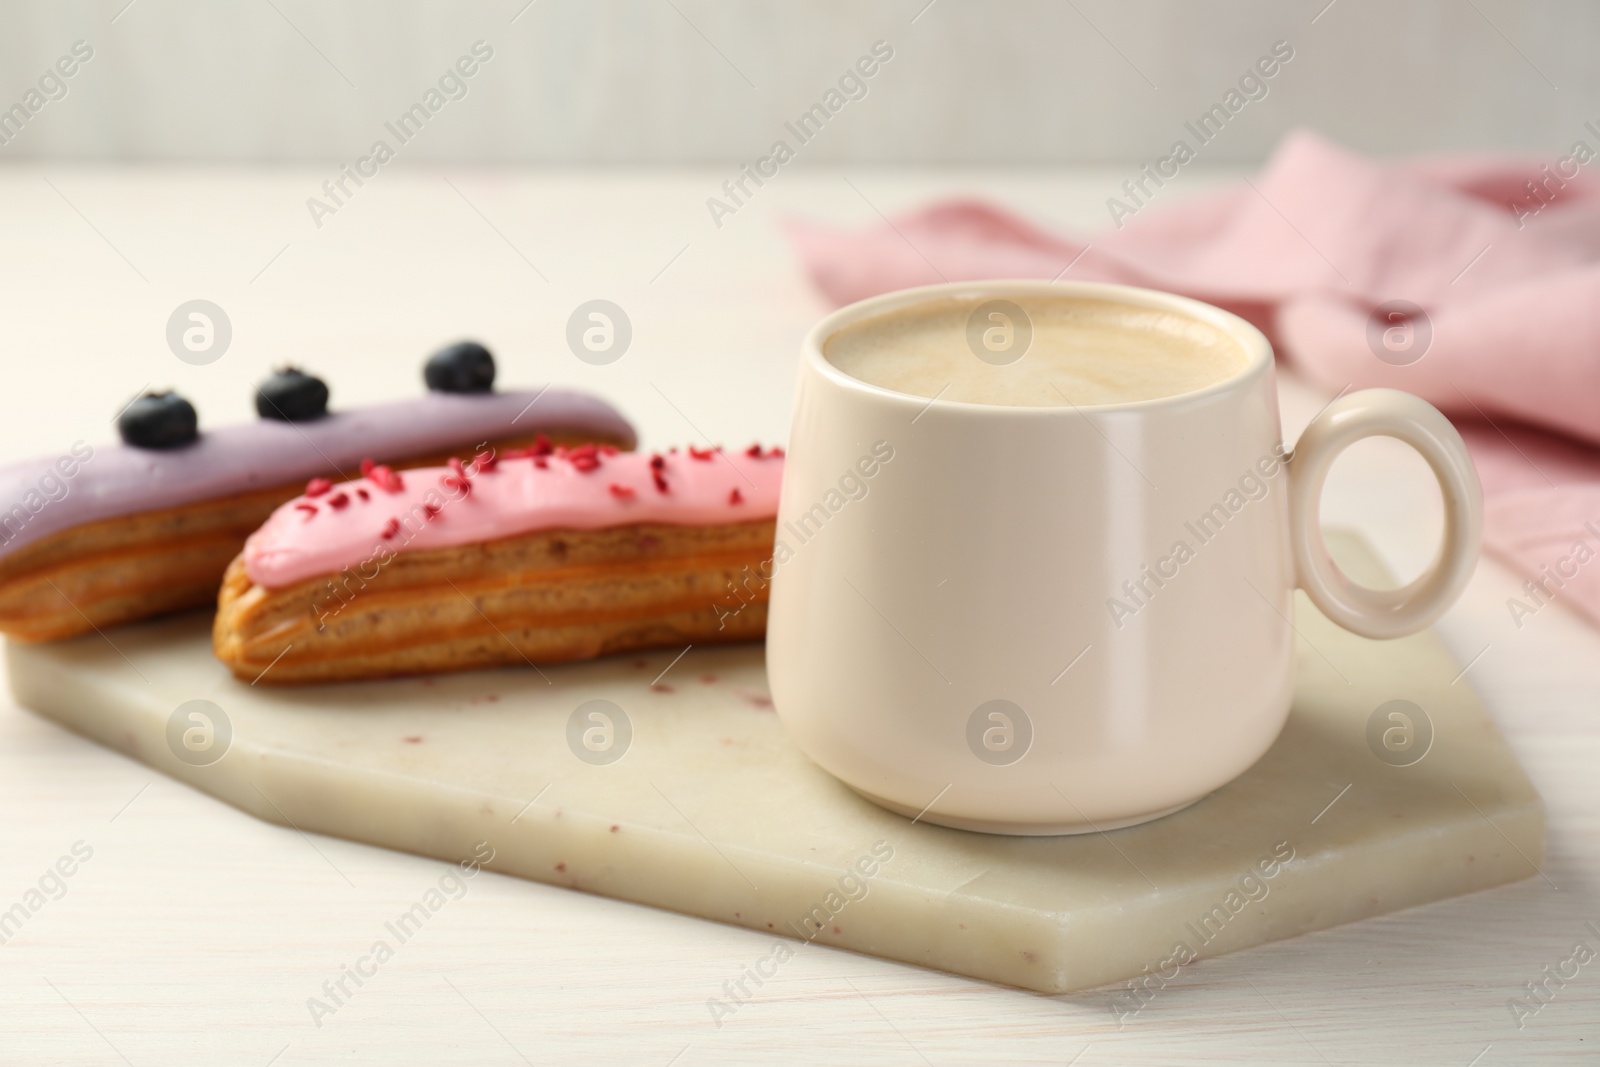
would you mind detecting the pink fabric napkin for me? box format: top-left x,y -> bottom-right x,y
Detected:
787,130 -> 1600,631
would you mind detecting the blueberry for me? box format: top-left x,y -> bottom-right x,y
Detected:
118,391 -> 199,450
256,367 -> 330,422
424,341 -> 495,394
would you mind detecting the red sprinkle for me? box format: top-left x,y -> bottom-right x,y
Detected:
381,518 -> 401,539
729,488 -> 743,505
443,458 -> 473,496
609,483 -> 636,500
771,446 -> 785,457
600,445 -> 618,456
423,503 -> 441,520
356,487 -> 370,501
745,444 -> 763,458
360,458 -> 376,478
688,446 -> 714,461
534,455 -> 549,469
649,454 -> 665,470
295,502 -> 318,519
305,477 -> 333,497
471,450 -> 498,473
366,464 -> 404,493
532,433 -> 553,457
327,492 -> 350,509
653,471 -> 669,494
569,443 -> 602,473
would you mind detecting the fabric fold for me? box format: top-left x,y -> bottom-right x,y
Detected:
787,129 -> 1600,629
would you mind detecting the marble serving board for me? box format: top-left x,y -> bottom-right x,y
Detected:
5,531 -> 1544,995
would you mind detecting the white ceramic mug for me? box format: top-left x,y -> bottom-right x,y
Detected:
767,280 -> 1482,835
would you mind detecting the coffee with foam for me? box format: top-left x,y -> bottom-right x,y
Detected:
823,295 -> 1249,407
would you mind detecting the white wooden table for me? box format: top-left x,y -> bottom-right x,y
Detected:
0,166 -> 1593,1065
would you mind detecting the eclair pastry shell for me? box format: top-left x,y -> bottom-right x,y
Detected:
213,519 -> 774,684
0,431 -> 628,643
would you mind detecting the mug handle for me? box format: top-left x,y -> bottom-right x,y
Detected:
1285,388 -> 1483,639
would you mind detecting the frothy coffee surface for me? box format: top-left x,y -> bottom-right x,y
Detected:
824,295 -> 1249,407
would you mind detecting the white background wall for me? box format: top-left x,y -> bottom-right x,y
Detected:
0,0 -> 1590,164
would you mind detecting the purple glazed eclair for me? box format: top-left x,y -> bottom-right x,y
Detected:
0,345 -> 635,641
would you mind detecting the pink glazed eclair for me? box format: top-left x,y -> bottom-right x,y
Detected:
0,349 -> 635,643
213,443 -> 783,684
